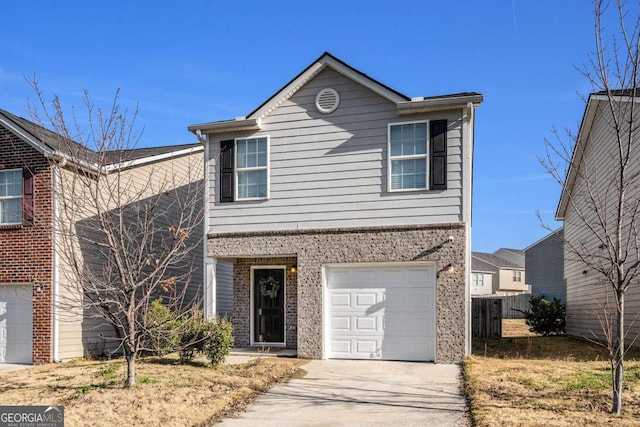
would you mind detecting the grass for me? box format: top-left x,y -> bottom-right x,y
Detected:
465,319 -> 640,426
0,355 -> 304,427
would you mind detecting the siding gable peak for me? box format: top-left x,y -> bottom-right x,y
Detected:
246,52 -> 410,121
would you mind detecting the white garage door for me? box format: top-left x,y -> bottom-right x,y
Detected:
0,285 -> 33,363
326,265 -> 436,361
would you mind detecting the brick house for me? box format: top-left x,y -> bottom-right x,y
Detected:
0,109 -> 203,364
189,53 -> 482,362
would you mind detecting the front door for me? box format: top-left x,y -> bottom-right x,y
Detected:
253,268 -> 285,344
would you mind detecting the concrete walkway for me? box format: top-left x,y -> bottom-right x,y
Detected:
220,360 -> 469,427
0,363 -> 32,374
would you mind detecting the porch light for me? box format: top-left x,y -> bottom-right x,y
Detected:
446,263 -> 455,274
290,265 -> 297,274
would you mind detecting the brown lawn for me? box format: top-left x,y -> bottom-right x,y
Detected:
465,319 -> 640,426
0,356 -> 304,427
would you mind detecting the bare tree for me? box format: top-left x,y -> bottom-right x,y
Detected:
28,81 -> 203,387
540,0 -> 640,415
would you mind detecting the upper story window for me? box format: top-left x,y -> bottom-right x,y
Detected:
236,137 -> 268,200
472,273 -> 484,287
219,137 -> 269,203
0,169 -> 23,224
388,120 -> 448,192
513,270 -> 522,282
389,122 -> 427,191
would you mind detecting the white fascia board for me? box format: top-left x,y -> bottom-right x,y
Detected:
320,56 -> 407,105
248,62 -> 326,120
187,118 -> 261,135
0,112 -> 53,157
397,94 -> 484,115
104,144 -> 203,172
0,112 -> 100,173
248,55 -> 408,121
555,97 -> 601,220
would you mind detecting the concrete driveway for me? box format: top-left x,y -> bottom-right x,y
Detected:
220,360 -> 469,427
0,363 -> 32,374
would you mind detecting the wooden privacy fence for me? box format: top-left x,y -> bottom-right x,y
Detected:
472,294 -> 532,338
472,298 -> 502,339
500,294 -> 531,319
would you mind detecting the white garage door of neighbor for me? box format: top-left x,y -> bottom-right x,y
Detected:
0,285 -> 33,364
326,265 -> 436,362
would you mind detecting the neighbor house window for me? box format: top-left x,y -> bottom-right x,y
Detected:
389,122 -> 427,191
513,271 -> 522,282
0,169 -> 22,224
473,273 -> 484,288
236,137 -> 268,200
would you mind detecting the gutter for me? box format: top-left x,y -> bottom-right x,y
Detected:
187,117 -> 261,135
397,94 -> 483,115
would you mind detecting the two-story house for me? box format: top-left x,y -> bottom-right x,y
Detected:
556,90 -> 640,345
471,251 -> 529,296
0,109 -> 203,364
189,53 -> 482,362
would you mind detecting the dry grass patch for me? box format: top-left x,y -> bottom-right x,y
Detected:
466,320 -> 640,426
502,318 -> 537,338
0,356 -> 304,427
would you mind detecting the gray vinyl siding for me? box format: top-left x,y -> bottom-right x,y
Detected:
216,260 -> 233,319
206,68 -> 465,234
525,230 -> 565,303
564,105 -> 640,346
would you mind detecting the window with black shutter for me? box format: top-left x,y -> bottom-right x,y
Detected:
22,168 -> 34,226
219,140 -> 234,203
429,120 -> 448,190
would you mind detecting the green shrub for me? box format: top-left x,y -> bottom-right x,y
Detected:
144,299 -> 233,365
177,309 -> 208,364
202,317 -> 234,366
523,295 -> 566,336
144,299 -> 180,355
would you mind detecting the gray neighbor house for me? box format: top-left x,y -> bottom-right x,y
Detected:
189,52 -> 483,363
524,228 -> 565,303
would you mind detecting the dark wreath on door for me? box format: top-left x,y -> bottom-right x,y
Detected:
253,268 -> 285,343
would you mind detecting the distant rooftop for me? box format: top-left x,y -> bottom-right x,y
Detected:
472,251 -> 523,269
0,108 -> 200,167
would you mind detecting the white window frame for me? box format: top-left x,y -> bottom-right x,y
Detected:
513,270 -> 522,282
387,120 -> 429,192
0,168 -> 22,225
234,136 -> 270,201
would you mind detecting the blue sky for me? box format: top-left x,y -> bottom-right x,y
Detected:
1,1 -> 634,252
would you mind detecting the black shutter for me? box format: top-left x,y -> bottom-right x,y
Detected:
22,168 -> 34,226
430,120 -> 447,190
219,140 -> 234,203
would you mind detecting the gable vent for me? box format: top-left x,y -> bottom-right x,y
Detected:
315,88 -> 340,114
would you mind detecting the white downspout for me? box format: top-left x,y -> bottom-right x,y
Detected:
462,102 -> 475,357
202,134 -> 216,319
52,161 -> 65,363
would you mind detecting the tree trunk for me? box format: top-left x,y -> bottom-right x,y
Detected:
125,352 -> 136,388
612,290 -> 624,415
125,308 -> 137,388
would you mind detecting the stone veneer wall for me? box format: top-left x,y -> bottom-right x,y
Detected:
209,223 -> 466,362
0,125 -> 53,364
